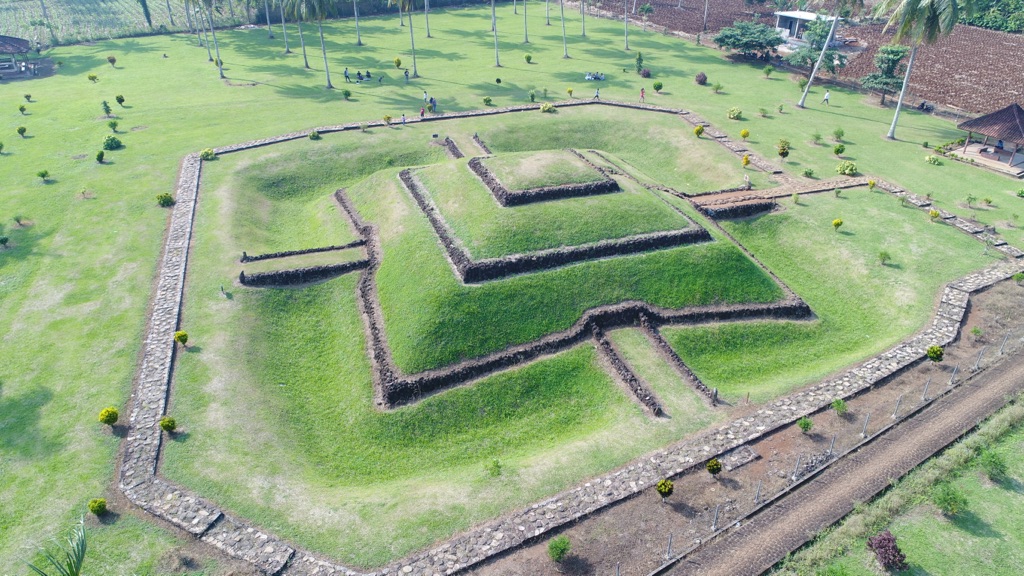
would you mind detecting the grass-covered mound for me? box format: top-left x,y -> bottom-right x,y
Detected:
480,149 -> 607,191
415,158 -> 690,259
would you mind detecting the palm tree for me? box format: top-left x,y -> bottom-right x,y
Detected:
194,0 -> 214,60
165,0 -> 177,26
580,0 -> 585,37
424,0 -> 431,38
310,0 -> 335,87
623,0 -> 629,50
285,0 -> 312,67
353,0 -> 362,45
638,2 -> 651,31
491,0 -> 501,66
279,0 -> 291,52
560,0 -> 569,57
523,0 -> 529,42
182,0 -> 196,38
264,0 -> 275,37
797,0 -> 863,108
389,0 -> 419,77
25,520 -> 86,576
203,0 -> 225,78
874,0 -> 973,139
546,0 -> 550,25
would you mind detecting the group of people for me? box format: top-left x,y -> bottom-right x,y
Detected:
344,67 -> 381,84
584,71 -> 606,81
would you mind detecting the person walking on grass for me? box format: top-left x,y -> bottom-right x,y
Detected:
405,69 -> 410,83
344,67 -> 350,83
593,88 -> 600,100
640,87 -> 645,103
401,113 -> 406,126
822,89 -> 830,106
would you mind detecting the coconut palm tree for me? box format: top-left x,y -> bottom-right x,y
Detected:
523,0 -> 529,42
353,0 -> 362,45
638,2 -> 651,31
165,0 -> 177,26
580,0 -> 585,37
424,0 -> 431,38
203,0 -> 225,78
491,0 -> 501,66
310,0 -> 335,87
279,0 -> 291,52
264,0 -> 275,37
560,0 -> 569,57
797,0 -> 864,109
546,0 -> 551,25
623,0 -> 629,50
389,0 -> 419,77
285,0 -> 312,67
874,0 -> 974,139
25,520 -> 86,576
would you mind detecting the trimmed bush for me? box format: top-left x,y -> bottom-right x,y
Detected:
925,154 -> 941,165
727,107 -> 742,120
835,161 -> 857,176
107,55 -> 117,67
539,102 -> 556,113
159,416 -> 177,433
929,209 -> 941,221
706,458 -> 722,476
867,530 -> 907,571
529,90 -> 536,102
98,406 -> 119,426
87,73 -> 99,82
102,135 -> 123,150
655,478 -> 674,500
831,398 -> 847,416
932,482 -> 967,515
567,87 -> 574,98
115,94 -> 125,106
832,127 -> 844,142
101,100 -> 112,116
833,144 -> 845,156
524,54 -> 532,63
832,218 -> 843,232
156,193 -> 175,207
639,68 -> 651,78
802,168 -> 814,178
695,71 -> 707,85
308,130 -> 321,140
96,150 -> 105,163
107,120 -> 119,132
17,126 -> 27,137
927,345 -> 944,362
978,449 -> 1007,480
742,154 -> 750,167
693,125 -> 704,137
383,115 -> 393,126
867,179 -> 877,191
763,64 -> 774,78
483,96 -> 493,106
174,330 -> 188,347
88,498 -> 108,516
199,148 -> 216,161
341,89 -> 352,100
739,128 -> 749,140
548,535 -> 571,562
652,81 -> 663,92
797,416 -> 813,433
394,57 -> 402,68
18,104 -> 26,114
711,82 -> 723,94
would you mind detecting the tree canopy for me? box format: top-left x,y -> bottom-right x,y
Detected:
860,44 -> 910,104
784,17 -> 847,75
713,21 -> 784,60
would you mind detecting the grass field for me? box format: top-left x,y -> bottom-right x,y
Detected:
481,149 -> 605,191
0,2 -> 1012,571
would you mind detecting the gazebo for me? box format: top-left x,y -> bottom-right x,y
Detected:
0,35 -> 31,74
958,103 -> 1024,168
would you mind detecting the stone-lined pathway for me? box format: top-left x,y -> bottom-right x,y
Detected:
119,101 -> 1024,576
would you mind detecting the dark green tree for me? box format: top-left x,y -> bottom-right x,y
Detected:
785,17 -> 848,76
713,21 -> 784,59
860,44 -> 910,104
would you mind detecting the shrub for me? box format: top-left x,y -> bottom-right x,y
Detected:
567,87 -> 574,98
101,100 -> 112,116
24,94 -> 31,102
811,132 -> 823,145
0,236 -> 7,248
742,154 -> 750,167
115,94 -> 125,106
711,82 -> 723,94
639,68 -> 651,78
337,88 -> 351,101
88,73 -> 99,82
983,197 -> 993,205
922,141 -> 929,148
832,127 -> 844,142
867,179 -> 877,191
739,128 -> 749,140
529,90 -> 536,102
929,209 -> 940,221
932,482 -> 967,515
635,51 -> 644,73
792,193 -> 799,204
426,103 -> 434,112
107,120 -> 118,132
978,449 -> 1007,480
706,458 -> 722,476
107,55 -> 117,67
763,64 -> 774,78
383,115 -> 393,126
495,78 -> 501,84
653,81 -> 663,92
540,102 -> 556,113
832,218 -> 843,232
394,57 -> 402,68
778,104 -> 784,113
925,154 -> 941,165
1014,272 -> 1024,285
758,107 -> 769,117
524,54 -> 532,63
88,498 -> 108,516
655,478 -> 674,500
926,345 -> 944,362
308,130 -> 321,140
802,168 -> 814,178
797,416 -> 813,433
199,148 -> 216,161
867,530 -> 907,571
548,535 -> 571,562
1017,189 -> 1024,198
174,330 -> 188,347
159,416 -> 177,433
17,126 -> 27,137
96,150 -> 105,163
18,104 -> 26,114
834,187 -> 842,198
483,96 -> 492,106
727,107 -> 742,120
37,170 -> 50,182
833,144 -> 845,156
0,142 -> 4,154
776,138 -> 790,159
831,398 -> 847,416
485,459 -> 502,477
156,193 -> 175,207
102,135 -> 123,150
798,77 -> 808,91
835,161 -> 857,176
695,72 -> 707,85
98,406 -> 119,426
693,125 -> 704,137
879,250 -> 892,266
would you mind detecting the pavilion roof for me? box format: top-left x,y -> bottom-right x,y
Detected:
0,35 -> 31,55
958,103 -> 1024,145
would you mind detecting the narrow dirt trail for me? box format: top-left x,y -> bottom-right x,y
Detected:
666,355 -> 1024,576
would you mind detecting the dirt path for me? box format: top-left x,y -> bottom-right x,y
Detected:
664,353 -> 1024,576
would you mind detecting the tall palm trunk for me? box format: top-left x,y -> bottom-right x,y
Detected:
207,3 -> 224,78
560,0 -> 568,57
424,0 -> 431,38
184,0 -> 196,36
165,0 -> 176,26
581,0 -> 585,36
514,0 -> 518,14
317,18 -> 333,87
886,44 -> 917,140
492,0 -> 501,66
279,0 -> 291,52
399,2 -> 405,26
797,12 -> 840,108
227,0 -> 235,20
354,0 -> 363,45
701,0 -> 709,33
407,9 -> 418,76
264,0 -> 274,37
523,0 -> 529,42
198,2 -> 213,58
296,20 -> 310,67
623,0 -> 629,50
546,0 -> 550,25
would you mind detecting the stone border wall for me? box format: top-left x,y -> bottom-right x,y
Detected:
467,152 -> 619,206
240,239 -> 367,263
700,200 -> 778,219
442,136 -> 464,159
638,312 -> 716,403
239,260 -> 370,287
593,324 -> 665,416
121,101 -> 1023,576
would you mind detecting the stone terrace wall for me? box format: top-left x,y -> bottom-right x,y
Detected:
467,154 -> 619,207
239,260 -> 370,287
240,239 -> 367,263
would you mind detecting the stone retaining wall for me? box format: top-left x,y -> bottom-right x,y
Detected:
467,154 -> 619,206
699,200 -> 778,219
638,312 -> 716,403
593,324 -> 665,415
239,260 -> 370,286
240,240 -> 367,263
442,136 -> 465,159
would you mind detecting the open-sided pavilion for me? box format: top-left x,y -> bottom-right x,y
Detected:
958,103 -> 1024,177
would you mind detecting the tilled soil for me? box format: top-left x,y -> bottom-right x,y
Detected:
467,281 -> 1024,576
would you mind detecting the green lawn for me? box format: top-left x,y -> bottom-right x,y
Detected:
416,156 -> 691,258
663,188 -> 997,402
0,2 -> 1017,571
